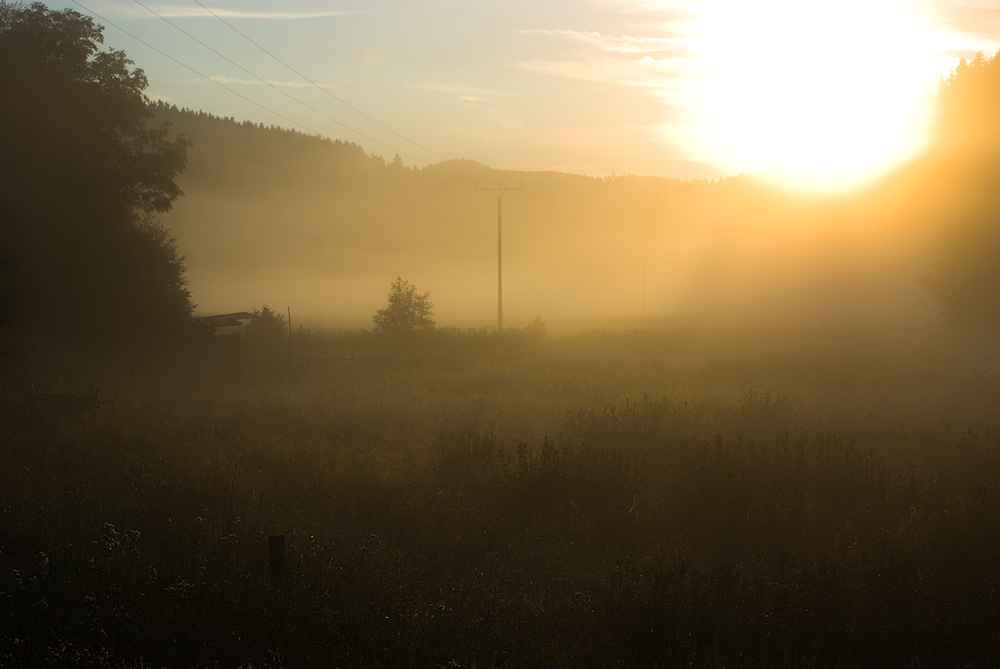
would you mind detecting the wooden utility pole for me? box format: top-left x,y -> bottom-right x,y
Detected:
476,182 -> 522,331
641,243 -> 646,317
269,534 -> 286,587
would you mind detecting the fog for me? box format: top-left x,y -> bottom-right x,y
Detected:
13,4 -> 1000,664
158,105 -> 962,333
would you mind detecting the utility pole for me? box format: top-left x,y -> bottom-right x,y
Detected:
476,182 -> 522,332
641,243 -> 646,318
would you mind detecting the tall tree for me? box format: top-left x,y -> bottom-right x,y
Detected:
922,51 -> 1000,329
0,1 -> 192,343
936,50 -> 1000,150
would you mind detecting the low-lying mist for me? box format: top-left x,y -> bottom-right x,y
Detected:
158,105 -> 964,333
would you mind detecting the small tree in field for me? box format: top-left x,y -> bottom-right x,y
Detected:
373,277 -> 435,334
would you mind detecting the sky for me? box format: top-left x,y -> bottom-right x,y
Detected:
50,0 -> 1000,191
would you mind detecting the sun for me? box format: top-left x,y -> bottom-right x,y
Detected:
684,0 -> 959,192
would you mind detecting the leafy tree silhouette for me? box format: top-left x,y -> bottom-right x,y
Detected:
244,305 -> 288,358
0,2 -> 192,344
372,277 -> 435,335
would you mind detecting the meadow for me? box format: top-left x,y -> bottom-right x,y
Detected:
4,324 -> 1000,667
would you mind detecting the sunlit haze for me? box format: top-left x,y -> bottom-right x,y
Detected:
13,5 -> 1000,662
47,0 -> 999,191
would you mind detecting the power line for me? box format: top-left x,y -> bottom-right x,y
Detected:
192,0 -> 448,162
69,0 -> 333,142
132,0 -> 429,165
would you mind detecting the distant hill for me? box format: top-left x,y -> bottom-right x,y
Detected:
152,102 -> 945,331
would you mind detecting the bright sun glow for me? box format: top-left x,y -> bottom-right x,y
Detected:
680,0 -> 961,192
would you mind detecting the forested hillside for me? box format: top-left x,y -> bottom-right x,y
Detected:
154,103 -> 944,330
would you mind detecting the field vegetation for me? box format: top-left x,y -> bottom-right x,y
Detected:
6,4 -> 1000,666
5,325 -> 1000,667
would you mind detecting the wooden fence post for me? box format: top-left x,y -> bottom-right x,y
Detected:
269,535 -> 286,586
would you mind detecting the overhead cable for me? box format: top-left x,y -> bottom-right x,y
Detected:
70,0 -> 338,144
132,0 -> 428,164
192,0 -> 448,161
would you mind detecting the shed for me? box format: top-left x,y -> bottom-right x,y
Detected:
192,312 -> 257,365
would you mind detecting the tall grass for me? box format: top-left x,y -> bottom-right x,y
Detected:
3,325 -> 1000,666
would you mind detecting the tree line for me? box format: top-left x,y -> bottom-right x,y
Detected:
922,49 -> 1000,330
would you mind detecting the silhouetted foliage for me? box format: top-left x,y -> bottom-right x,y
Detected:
526,313 -> 547,338
372,277 -> 435,334
937,49 -> 1000,149
244,305 -> 288,358
922,51 -> 1000,329
0,2 -> 192,344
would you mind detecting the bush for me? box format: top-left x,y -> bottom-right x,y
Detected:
244,305 -> 288,358
372,277 -> 435,335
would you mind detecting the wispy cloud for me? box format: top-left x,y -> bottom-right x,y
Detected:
512,24 -> 707,139
357,47 -> 384,65
86,3 -> 355,20
517,28 -> 693,57
515,26 -> 701,98
516,55 -> 695,89
588,0 -> 694,18
194,75 -> 362,91
409,83 -> 521,101
923,0 -> 1000,44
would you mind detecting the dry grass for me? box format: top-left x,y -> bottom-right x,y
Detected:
3,325 -> 1000,667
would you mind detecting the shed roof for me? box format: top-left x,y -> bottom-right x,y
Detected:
192,312 -> 257,327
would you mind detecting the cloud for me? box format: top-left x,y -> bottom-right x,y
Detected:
512,25 -> 707,138
359,47 -> 384,65
409,83 -> 521,101
515,53 -> 697,92
924,1 -> 1000,43
85,3 -> 355,20
515,25 -> 701,97
146,90 -> 176,104
517,28 -> 694,57
934,47 -> 992,62
198,75 -> 362,91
